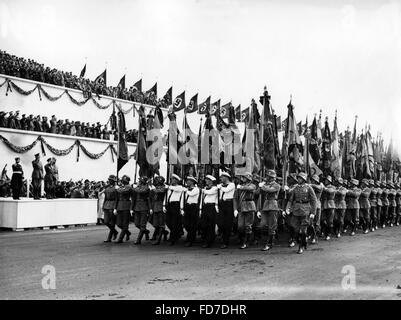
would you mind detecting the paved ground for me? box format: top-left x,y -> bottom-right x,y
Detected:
1,224 -> 401,300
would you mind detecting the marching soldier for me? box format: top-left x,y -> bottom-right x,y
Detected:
217,172 -> 235,249
368,179 -> 378,231
234,173 -> 256,249
380,182 -> 389,228
344,179 -> 361,236
387,182 -> 397,227
200,175 -> 219,248
375,181 -> 383,230
114,175 -> 134,243
31,153 -> 44,200
183,176 -> 201,247
334,177 -> 347,238
285,172 -> 317,254
251,174 -> 262,245
11,157 -> 24,200
150,176 -> 168,245
395,183 -> 401,226
165,174 -> 184,246
103,175 -> 118,243
284,173 -> 298,247
321,176 -> 336,240
310,174 -> 323,244
258,169 -> 281,251
132,176 -> 152,245
359,179 -> 371,234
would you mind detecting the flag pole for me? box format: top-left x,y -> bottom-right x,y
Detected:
134,111 -> 140,184
116,103 -> 119,181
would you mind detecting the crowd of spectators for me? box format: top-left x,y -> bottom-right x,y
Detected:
0,50 -> 172,107
0,110 -> 139,143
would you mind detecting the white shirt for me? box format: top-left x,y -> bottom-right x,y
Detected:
184,186 -> 200,205
167,185 -> 184,203
218,182 -> 235,200
203,186 -> 219,205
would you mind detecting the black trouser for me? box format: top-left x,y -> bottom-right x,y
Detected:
166,202 -> 182,242
218,200 -> 234,246
11,175 -> 23,200
370,206 -> 377,229
201,203 -> 217,246
388,206 -> 396,224
183,203 -> 199,243
32,178 -> 42,199
380,205 -> 388,226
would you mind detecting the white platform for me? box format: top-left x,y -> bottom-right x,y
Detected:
0,198 -> 97,230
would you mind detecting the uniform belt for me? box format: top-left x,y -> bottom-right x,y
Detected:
295,200 -> 309,204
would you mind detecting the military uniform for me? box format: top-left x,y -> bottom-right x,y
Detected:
344,180 -> 361,235
103,180 -> 118,242
359,180 -> 371,233
165,181 -> 184,245
334,182 -> 347,236
217,177 -> 235,248
31,156 -> 44,199
369,181 -> 378,230
11,162 -> 24,200
258,174 -> 281,250
132,182 -> 151,244
395,185 -> 401,226
380,184 -> 389,227
44,160 -> 55,199
321,179 -> 336,239
376,182 -> 383,229
150,181 -> 167,245
115,183 -> 134,242
387,184 -> 397,226
234,176 -> 256,249
310,180 -> 323,242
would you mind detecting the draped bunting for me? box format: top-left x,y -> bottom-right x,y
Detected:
1,78 -> 139,113
0,134 -> 123,162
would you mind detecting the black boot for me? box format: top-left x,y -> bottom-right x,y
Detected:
163,230 -> 169,241
104,229 -> 114,243
262,235 -> 274,251
302,233 -> 307,250
134,230 -> 144,245
153,228 -> 163,245
112,229 -> 118,241
144,229 -> 150,241
151,228 -> 159,241
125,230 -> 131,241
116,230 -> 126,243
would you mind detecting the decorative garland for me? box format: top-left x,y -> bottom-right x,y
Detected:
1,78 -> 137,113
0,134 -> 127,162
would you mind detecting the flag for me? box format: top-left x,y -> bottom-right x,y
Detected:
133,79 -> 142,92
281,118 -> 288,133
181,112 -> 198,177
117,108 -> 128,173
166,111 -> 183,180
220,102 -> 231,119
163,86 -> 172,105
275,116 -> 282,131
210,99 -> 221,116
297,121 -> 303,136
94,69 -> 107,86
145,105 -> 164,177
146,83 -> 157,96
365,128 -> 375,178
322,117 -> 332,176
330,114 -> 341,179
79,64 -> 86,78
117,75 -> 126,91
260,88 -> 277,171
235,105 -> 241,122
198,96 -> 211,115
134,106 -> 149,177
200,110 -> 219,178
172,91 -> 186,112
242,101 -> 261,174
309,116 -> 320,165
240,107 -> 249,122
186,93 -> 198,114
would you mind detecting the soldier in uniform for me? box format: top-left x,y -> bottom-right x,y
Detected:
7,111 -> 16,129
284,173 -> 298,247
150,176 -> 168,245
368,179 -> 378,231
31,153 -> 44,200
285,172 -> 317,254
358,179 -> 371,234
44,158 -> 55,199
380,182 -> 389,228
11,157 -> 24,200
27,115 -> 35,131
321,176 -> 336,240
217,172 -> 235,249
42,116 -> 50,133
251,174 -> 262,245
114,175 -> 134,243
258,169 -> 281,251
387,182 -> 397,227
132,176 -> 152,245
395,183 -> 401,226
49,115 -> 57,134
0,111 -> 6,127
334,177 -> 347,238
234,173 -> 256,249
183,176 -> 201,247
165,174 -> 184,246
309,174 -> 323,243
200,175 -> 219,248
20,114 -> 28,130
375,181 -> 383,230
103,175 -> 118,243
344,179 -> 361,236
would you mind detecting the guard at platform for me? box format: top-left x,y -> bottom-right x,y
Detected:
11,157 -> 24,200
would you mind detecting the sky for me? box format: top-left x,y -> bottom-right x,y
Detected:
1,0 -> 400,151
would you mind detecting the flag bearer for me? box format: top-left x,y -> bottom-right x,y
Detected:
375,181 -> 383,230
387,182 -> 397,227
395,183 -> 401,226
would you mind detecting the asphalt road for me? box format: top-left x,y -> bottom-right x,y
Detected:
1,224 -> 401,300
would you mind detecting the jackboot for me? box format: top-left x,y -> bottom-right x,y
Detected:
134,230 -> 144,245
239,233 -> 248,249
104,229 -> 114,243
262,235 -> 274,251
125,230 -> 131,241
153,228 -> 164,245
112,229 -> 118,241
163,230 -> 169,242
151,228 -> 159,241
144,229 -> 150,241
116,230 -> 126,243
